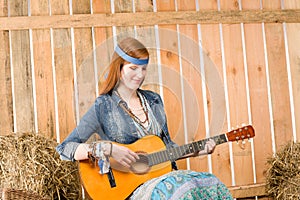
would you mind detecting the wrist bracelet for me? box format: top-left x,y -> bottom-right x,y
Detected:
109,142 -> 113,157
87,151 -> 96,162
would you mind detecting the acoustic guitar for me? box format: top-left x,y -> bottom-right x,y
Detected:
79,125 -> 255,199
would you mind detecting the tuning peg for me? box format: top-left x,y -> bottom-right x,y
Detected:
235,136 -> 240,144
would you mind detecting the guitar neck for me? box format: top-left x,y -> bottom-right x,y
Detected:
148,134 -> 228,167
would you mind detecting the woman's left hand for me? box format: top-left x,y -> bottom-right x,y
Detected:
198,139 -> 216,156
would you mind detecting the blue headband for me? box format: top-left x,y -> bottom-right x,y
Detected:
115,45 -> 149,65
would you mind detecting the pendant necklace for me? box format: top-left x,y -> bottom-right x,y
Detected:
115,90 -> 149,125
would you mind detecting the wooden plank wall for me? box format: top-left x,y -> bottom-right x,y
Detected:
0,0 -> 300,198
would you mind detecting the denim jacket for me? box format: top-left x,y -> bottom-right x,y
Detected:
56,89 -> 176,161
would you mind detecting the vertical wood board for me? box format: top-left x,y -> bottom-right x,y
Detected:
92,0 -> 113,95
31,0 -> 56,138
156,0 -> 186,169
114,0 -> 135,41
263,0 -> 294,149
177,0 -> 208,172
51,0 -> 76,142
0,0 -> 13,134
242,0 -> 274,184
9,0 -> 35,133
285,0 -> 300,141
135,1 -> 159,93
73,0 -> 95,118
220,0 -> 254,186
198,0 -> 232,186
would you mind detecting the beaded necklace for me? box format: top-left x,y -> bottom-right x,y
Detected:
116,90 -> 149,125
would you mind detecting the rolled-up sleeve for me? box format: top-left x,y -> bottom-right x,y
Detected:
56,141 -> 80,161
56,103 -> 103,161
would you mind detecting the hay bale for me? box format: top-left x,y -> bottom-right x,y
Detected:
0,133 -> 82,200
266,141 -> 300,199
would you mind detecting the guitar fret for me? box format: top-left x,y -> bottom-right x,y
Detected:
197,141 -> 203,151
184,144 -> 189,154
158,153 -> 161,164
168,148 -> 175,161
159,151 -> 164,164
157,152 -> 161,164
187,144 -> 192,154
157,152 -> 162,163
189,144 -> 194,153
159,152 -> 162,163
161,151 -> 166,163
215,134 -> 227,145
149,150 -> 169,166
179,145 -> 184,157
148,155 -> 153,166
178,146 -> 183,157
168,149 -> 173,160
192,142 -> 197,152
150,153 -> 155,166
177,146 -> 181,157
184,144 -> 190,155
154,152 -> 159,165
173,147 -> 179,160
163,150 -> 168,162
179,145 -> 185,156
182,144 -> 189,155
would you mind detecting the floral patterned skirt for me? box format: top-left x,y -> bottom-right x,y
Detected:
130,170 -> 233,200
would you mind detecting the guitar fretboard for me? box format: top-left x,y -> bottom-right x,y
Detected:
148,134 -> 227,166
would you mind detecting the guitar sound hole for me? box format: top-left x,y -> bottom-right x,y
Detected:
130,153 -> 150,175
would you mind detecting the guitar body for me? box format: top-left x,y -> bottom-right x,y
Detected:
79,135 -> 172,200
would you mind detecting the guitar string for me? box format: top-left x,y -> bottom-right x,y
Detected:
135,137 -> 222,167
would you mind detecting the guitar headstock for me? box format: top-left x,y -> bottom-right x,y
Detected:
226,125 -> 255,142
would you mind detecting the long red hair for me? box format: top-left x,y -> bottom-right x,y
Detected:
99,37 -> 149,95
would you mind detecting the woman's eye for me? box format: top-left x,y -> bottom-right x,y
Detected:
130,66 -> 138,70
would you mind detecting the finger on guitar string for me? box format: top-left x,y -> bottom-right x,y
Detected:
125,153 -> 138,163
129,150 -> 140,160
205,139 -> 216,154
110,144 -> 139,167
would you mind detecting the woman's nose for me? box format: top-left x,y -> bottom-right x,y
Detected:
136,67 -> 144,78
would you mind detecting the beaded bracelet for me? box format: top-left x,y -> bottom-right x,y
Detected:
88,141 -> 113,159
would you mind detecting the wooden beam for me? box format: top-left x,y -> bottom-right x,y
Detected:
228,183 -> 268,198
0,9 -> 299,30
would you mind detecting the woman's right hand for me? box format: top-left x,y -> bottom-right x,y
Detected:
111,144 -> 140,168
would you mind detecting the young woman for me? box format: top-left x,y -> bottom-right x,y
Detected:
56,37 -> 233,199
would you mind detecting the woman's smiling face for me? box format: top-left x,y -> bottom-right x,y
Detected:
120,63 -> 147,91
